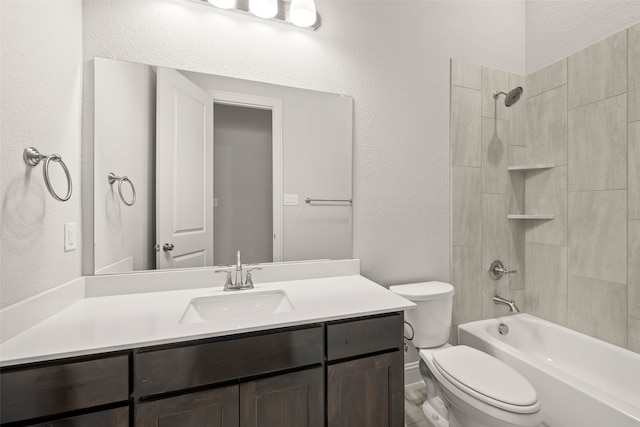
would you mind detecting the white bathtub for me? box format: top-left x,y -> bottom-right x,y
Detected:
458,314 -> 640,427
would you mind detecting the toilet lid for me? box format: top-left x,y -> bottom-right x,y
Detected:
432,346 -> 538,410
389,282 -> 454,301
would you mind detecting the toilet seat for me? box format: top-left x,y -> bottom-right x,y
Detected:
431,346 -> 539,414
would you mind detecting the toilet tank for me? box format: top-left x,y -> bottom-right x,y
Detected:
389,282 -> 454,348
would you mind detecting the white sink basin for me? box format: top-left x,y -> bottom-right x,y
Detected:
180,289 -> 294,324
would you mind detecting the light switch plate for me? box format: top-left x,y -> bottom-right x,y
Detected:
64,223 -> 76,252
283,194 -> 299,206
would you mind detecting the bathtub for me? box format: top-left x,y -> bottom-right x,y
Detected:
458,314 -> 640,427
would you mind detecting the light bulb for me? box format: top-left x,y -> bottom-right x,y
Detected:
249,0 -> 278,19
290,0 -> 316,27
208,0 -> 236,9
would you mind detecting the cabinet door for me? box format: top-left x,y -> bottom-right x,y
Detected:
327,352 -> 403,427
136,385 -> 239,427
240,367 -> 324,427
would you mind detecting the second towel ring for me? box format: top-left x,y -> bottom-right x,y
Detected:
23,147 -> 72,202
108,172 -> 136,206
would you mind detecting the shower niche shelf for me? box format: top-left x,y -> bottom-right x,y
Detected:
507,214 -> 555,220
507,163 -> 555,171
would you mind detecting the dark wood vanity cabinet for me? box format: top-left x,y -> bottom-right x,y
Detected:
0,353 -> 130,426
1,312 -> 403,427
326,313 -> 405,427
134,325 -> 325,427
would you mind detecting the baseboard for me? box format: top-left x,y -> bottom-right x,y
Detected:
405,360 -> 422,385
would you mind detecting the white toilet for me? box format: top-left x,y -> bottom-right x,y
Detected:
390,282 -> 542,427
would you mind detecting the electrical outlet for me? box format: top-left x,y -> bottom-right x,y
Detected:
64,223 -> 76,252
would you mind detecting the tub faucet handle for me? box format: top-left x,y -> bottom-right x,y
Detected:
489,260 -> 517,280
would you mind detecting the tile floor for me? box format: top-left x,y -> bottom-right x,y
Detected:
403,382 -> 548,427
404,382 -> 430,427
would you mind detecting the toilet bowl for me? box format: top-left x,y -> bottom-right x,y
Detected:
390,282 -> 542,427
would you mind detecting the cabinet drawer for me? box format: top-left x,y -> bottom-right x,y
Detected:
135,325 -> 323,397
326,312 -> 403,361
0,354 -> 130,424
29,406 -> 129,427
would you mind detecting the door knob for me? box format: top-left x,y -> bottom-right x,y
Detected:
163,243 -> 175,252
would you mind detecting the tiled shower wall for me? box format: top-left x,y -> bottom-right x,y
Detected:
451,21 -> 640,352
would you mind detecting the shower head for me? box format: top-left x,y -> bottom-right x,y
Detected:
492,86 -> 523,107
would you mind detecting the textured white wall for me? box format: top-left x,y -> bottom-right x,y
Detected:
526,0 -> 640,73
0,1 -> 83,308
83,0 -> 526,287
94,58 -> 156,274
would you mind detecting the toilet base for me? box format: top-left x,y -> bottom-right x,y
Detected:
422,400 -> 449,427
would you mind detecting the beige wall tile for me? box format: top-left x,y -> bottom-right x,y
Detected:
630,122 -> 640,219
568,190 -> 627,284
568,94 -> 627,191
451,245 -> 482,326
451,59 -> 481,90
451,86 -> 482,167
526,59 -> 567,99
482,269 -> 511,319
482,118 -> 510,194
509,146 -> 526,216
525,243 -> 568,326
452,166 -> 481,245
481,193 -> 511,318
482,193 -> 510,268
525,166 -> 568,246
568,30 -> 627,109
482,67 -> 510,120
568,274 -> 628,347
629,317 -> 640,353
629,220 -> 640,318
509,220 -> 525,291
526,85 -> 567,166
628,22 -> 640,123
509,74 -> 526,147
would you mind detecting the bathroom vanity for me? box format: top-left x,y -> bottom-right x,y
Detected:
0,267 -> 412,426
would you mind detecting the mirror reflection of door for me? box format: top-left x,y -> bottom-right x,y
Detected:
213,104 -> 273,266
156,67 -> 214,270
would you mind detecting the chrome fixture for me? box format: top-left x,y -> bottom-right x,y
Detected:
493,86 -> 523,107
489,260 -> 517,280
197,0 -> 320,30
493,295 -> 520,313
216,250 -> 262,291
108,172 -> 136,206
23,147 -> 72,202
305,197 -> 352,204
498,323 -> 510,335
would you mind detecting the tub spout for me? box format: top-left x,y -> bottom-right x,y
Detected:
493,295 -> 520,313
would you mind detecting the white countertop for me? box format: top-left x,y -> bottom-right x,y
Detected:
0,275 -> 414,367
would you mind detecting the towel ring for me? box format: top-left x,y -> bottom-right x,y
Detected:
108,172 -> 136,206
23,147 -> 72,202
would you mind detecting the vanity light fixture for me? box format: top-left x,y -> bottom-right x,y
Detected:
195,0 -> 320,30
249,0 -> 278,19
208,0 -> 236,9
289,0 -> 316,27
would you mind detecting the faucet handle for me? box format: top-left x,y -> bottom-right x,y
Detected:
215,269 -> 234,290
489,260 -> 517,280
244,267 -> 262,287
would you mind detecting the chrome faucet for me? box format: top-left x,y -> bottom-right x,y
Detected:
215,250 -> 261,291
493,295 -> 520,313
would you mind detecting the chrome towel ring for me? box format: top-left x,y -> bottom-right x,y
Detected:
23,147 -> 72,202
108,172 -> 136,206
